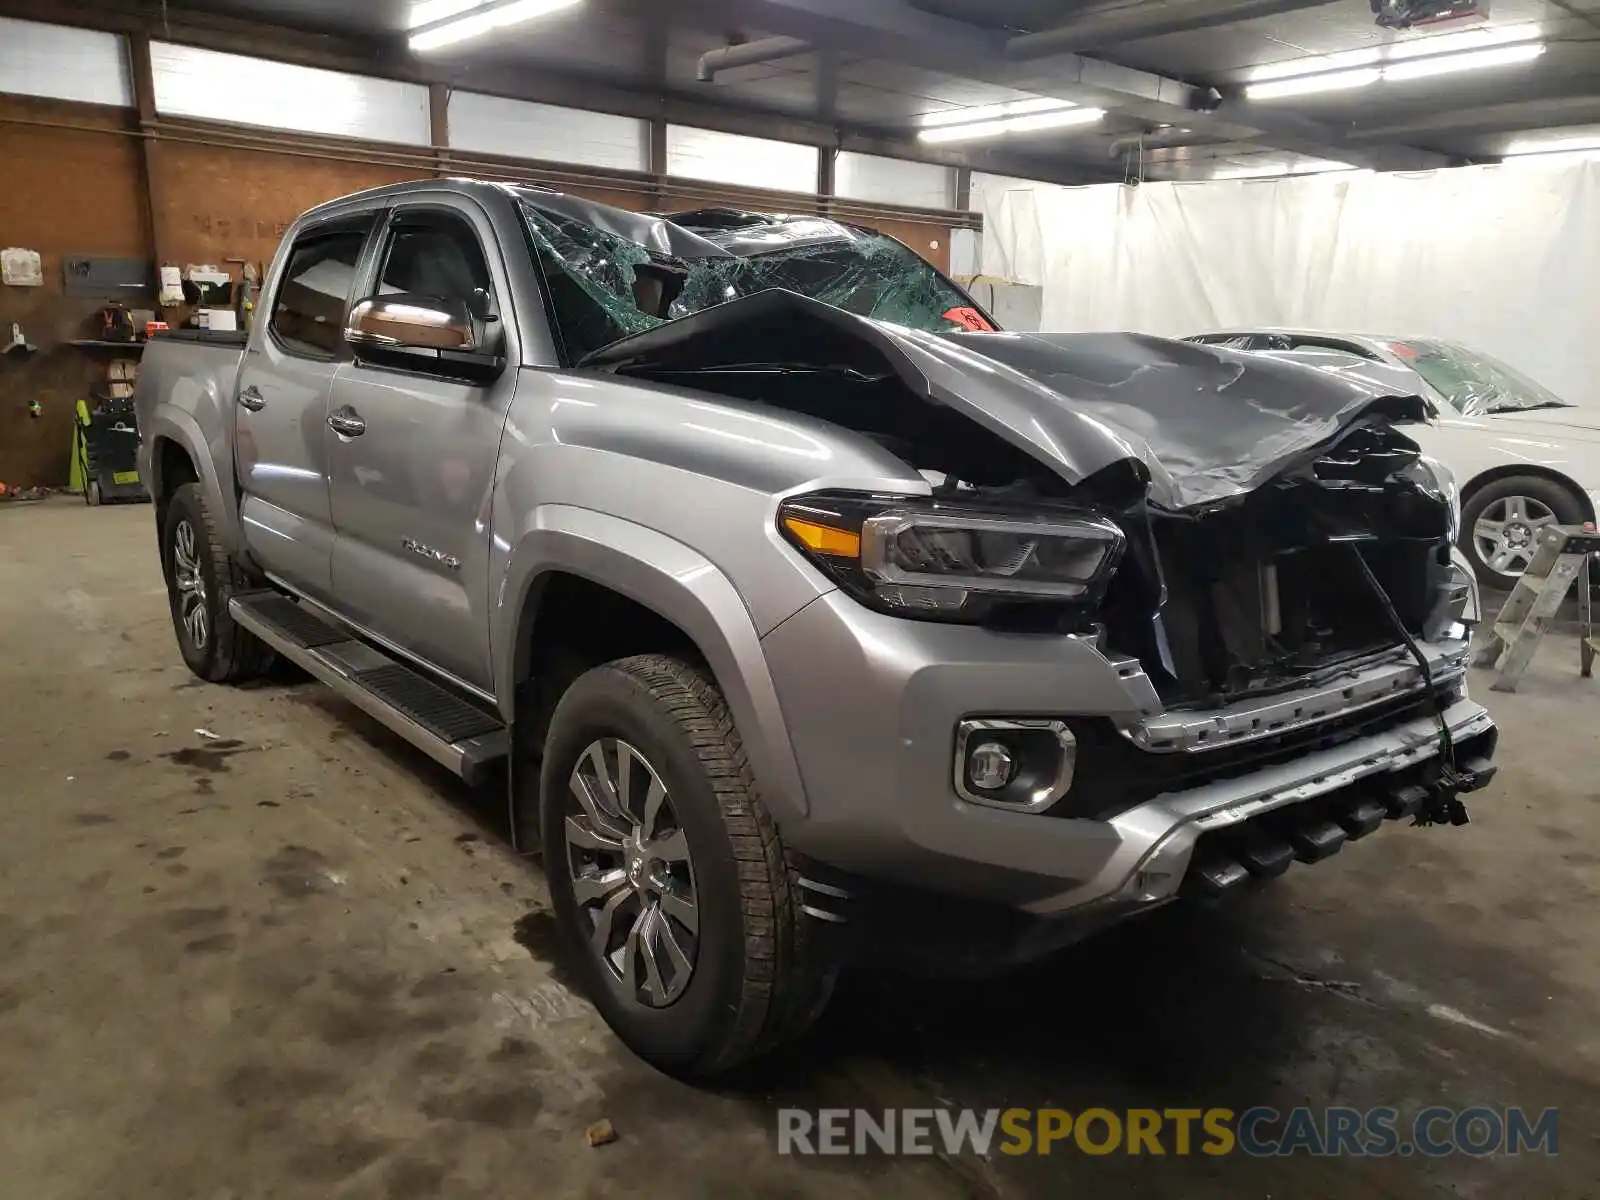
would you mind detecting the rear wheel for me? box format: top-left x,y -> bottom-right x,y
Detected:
161,482 -> 272,683
537,654 -> 835,1076
1461,476 -> 1586,586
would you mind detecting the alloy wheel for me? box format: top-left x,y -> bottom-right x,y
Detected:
172,519 -> 210,651
564,738 -> 699,1007
1473,494 -> 1557,579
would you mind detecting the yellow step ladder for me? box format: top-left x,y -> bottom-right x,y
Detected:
1475,523 -> 1599,692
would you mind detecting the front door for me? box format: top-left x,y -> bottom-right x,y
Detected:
326,199 -> 519,695
235,217 -> 373,601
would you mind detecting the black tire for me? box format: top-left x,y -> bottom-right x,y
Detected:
160,482 -> 273,684
538,654 -> 835,1077
1460,475 -> 1586,587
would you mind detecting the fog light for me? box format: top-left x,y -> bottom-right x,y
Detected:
954,719 -> 1075,813
967,741 -> 1016,790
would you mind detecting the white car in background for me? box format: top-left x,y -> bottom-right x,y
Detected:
1187,330 -> 1600,586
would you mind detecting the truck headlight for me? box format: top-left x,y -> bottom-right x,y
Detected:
778,491 -> 1124,622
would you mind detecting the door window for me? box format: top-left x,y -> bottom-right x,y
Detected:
270,227 -> 369,358
378,213 -> 495,313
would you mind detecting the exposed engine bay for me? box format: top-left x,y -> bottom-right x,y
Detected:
582,290 -> 1461,708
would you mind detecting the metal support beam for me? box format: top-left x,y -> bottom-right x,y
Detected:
817,144 -> 836,215
955,166 -> 971,211
1007,0 -> 1337,59
428,83 -> 450,177
125,30 -> 170,268
648,116 -> 669,206
697,36 -> 813,82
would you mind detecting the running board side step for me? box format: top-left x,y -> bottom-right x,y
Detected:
229,591 -> 508,786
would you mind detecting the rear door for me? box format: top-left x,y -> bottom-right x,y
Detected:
235,215 -> 375,601
325,197 -> 519,695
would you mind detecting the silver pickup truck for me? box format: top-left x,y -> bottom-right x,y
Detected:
137,179 -> 1497,1076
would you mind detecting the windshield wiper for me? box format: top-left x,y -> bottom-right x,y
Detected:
1488,399 -> 1570,414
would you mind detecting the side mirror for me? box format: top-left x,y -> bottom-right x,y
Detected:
345,293 -> 504,382
347,293 -> 480,352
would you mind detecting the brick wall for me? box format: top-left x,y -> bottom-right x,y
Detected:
0,92 -> 955,486
155,141 -> 419,267
0,94 -> 147,489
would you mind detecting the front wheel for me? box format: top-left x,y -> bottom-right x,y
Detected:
538,654 -> 835,1077
1461,476 -> 1586,587
160,482 -> 271,683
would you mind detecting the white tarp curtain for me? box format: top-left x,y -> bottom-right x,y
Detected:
973,162 -> 1600,406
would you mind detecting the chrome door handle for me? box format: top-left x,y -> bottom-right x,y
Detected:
327,408 -> 367,438
238,385 -> 267,412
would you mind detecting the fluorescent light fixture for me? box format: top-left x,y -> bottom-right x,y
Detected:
918,106 -> 1104,143
1250,48 -> 1382,83
1385,23 -> 1541,60
1382,41 -> 1544,79
920,97 -> 1075,129
1246,67 -> 1380,99
409,0 -> 581,52
1249,22 -> 1542,82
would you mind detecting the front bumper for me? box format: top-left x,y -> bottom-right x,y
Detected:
1028,694 -> 1494,917
762,591 -> 1496,928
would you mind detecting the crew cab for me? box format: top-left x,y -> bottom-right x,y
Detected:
138,180 -> 1497,1076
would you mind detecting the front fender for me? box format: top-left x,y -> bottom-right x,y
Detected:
491,504 -> 810,825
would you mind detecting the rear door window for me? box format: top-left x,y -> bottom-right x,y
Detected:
270,226 -> 369,358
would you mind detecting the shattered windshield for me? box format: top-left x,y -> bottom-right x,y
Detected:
516,195 -> 989,363
1391,339 -> 1571,415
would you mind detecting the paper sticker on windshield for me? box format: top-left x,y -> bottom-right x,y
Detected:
1388,341 -> 1418,358
943,306 -> 995,332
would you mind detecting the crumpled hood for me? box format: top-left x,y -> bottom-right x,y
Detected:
582,291 -> 1429,510
907,329 -> 1431,508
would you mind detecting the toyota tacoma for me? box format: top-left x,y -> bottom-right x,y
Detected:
136,180 -> 1496,1076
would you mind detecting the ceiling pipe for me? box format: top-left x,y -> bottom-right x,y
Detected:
1006,0 -> 1338,59
697,36 -> 814,82
1106,128 -> 1218,157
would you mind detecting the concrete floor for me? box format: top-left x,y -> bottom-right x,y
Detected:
2,497 -> 1596,1199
